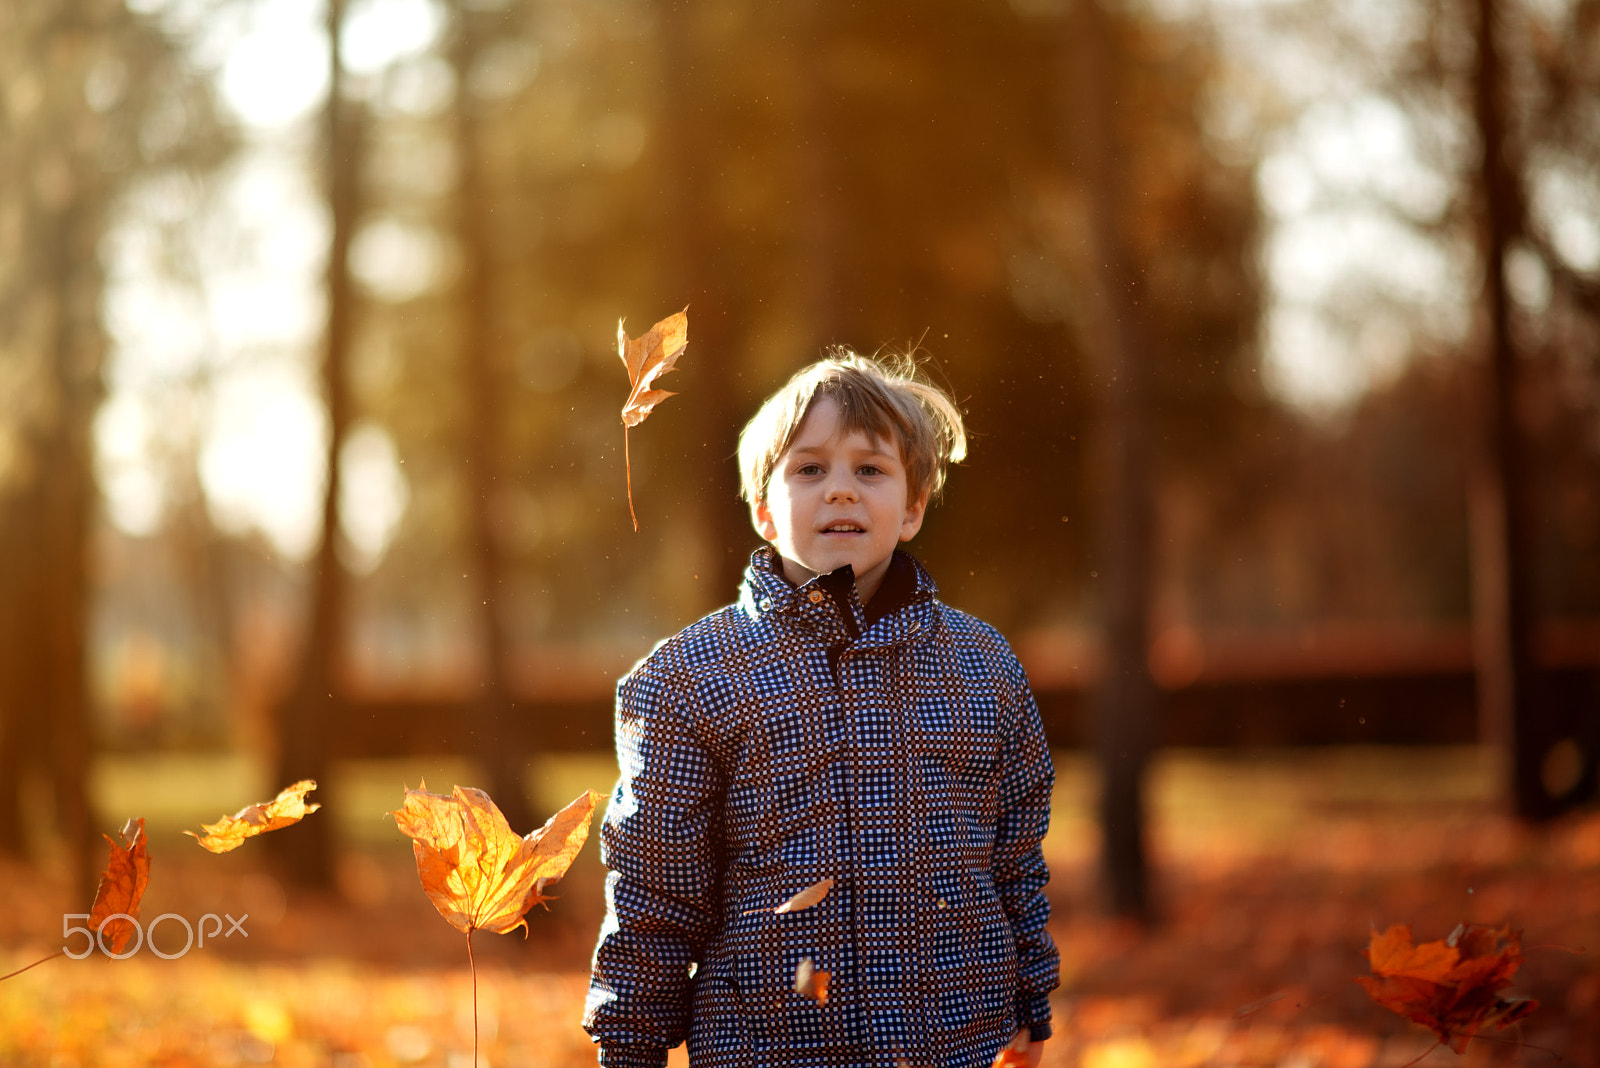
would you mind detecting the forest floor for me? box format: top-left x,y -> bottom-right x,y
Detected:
0,746 -> 1594,1067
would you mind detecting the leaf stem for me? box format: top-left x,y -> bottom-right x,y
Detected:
1394,1039 -> 1443,1068
0,950 -> 64,982
467,928 -> 479,1068
625,425 -> 638,531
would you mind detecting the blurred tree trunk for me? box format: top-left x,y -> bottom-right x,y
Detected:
272,0 -> 360,888
449,0 -> 533,834
656,0 -> 751,590
0,475 -> 49,859
0,45 -> 105,894
2,0 -> 230,889
790,0 -> 847,351
40,201 -> 98,900
1068,0 -> 1158,922
0,391 -> 94,892
1468,0 -> 1547,820
0,518 -> 26,857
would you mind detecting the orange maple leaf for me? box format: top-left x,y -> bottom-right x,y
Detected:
391,785 -> 599,936
617,308 -> 688,531
186,779 -> 321,853
1,817 -> 151,981
90,817 -> 151,955
793,956 -> 830,1004
1357,922 -> 1538,1053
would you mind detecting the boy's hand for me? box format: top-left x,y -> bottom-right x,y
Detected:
994,1032 -> 1044,1067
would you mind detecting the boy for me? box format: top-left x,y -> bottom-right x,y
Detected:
584,353 -> 1058,1068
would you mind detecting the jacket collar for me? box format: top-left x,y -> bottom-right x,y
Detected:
738,546 -> 938,642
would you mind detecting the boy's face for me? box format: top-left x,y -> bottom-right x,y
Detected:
752,396 -> 927,603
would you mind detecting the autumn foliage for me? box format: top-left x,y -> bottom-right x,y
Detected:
390,784 -> 599,937
1357,922 -> 1538,1053
186,779 -> 321,853
617,308 -> 688,530
88,817 -> 152,955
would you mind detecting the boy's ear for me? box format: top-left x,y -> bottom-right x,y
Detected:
751,499 -> 778,542
899,491 -> 929,543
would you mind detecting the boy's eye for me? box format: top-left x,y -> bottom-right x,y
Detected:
796,463 -> 823,476
857,465 -> 882,477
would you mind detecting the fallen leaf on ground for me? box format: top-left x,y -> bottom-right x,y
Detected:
187,780 -> 321,853
617,308 -> 687,530
391,785 -> 599,935
90,818 -> 151,954
1357,922 -> 1538,1053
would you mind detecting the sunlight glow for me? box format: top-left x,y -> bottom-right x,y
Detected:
199,365 -> 327,558
100,0 -> 447,562
343,0 -> 445,77
96,395 -> 165,538
1254,88 -> 1466,412
339,424 -> 411,573
219,0 -> 328,129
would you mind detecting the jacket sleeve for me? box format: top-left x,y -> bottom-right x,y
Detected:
990,652 -> 1061,1041
583,664 -> 725,1066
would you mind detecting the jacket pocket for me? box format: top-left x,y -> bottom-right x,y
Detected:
724,879 -> 828,1011
922,869 -> 1019,1037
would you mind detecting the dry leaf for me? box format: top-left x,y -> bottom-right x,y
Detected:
187,779 -> 321,853
776,877 -> 835,915
617,308 -> 688,530
90,818 -> 150,954
991,1031 -> 1030,1068
391,785 -> 599,936
1357,922 -> 1538,1053
794,956 -> 830,1004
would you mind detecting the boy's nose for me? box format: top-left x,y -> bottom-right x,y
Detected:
824,479 -> 858,502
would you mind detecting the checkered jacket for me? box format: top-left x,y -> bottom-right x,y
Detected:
584,548 -> 1058,1068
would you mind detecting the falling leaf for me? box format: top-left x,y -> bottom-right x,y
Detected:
0,818 -> 150,981
776,877 -> 835,915
1357,922 -> 1538,1053
391,785 -> 599,936
186,780 -> 321,853
794,956 -> 830,1004
991,1031 -> 1029,1068
617,308 -> 688,530
90,818 -> 151,955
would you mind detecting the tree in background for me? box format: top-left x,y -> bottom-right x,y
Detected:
1469,0 -> 1541,819
1259,0 -> 1600,815
272,0 -> 362,889
448,0 -> 535,835
1468,0 -> 1600,818
0,0 -> 231,895
1063,0 -> 1160,923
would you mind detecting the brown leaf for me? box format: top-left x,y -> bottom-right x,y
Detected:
793,956 -> 830,1004
187,780 -> 321,853
1357,922 -> 1539,1053
391,785 -> 600,936
775,876 -> 835,915
617,308 -> 688,530
89,818 -> 150,954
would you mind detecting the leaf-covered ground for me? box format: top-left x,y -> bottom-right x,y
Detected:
1,747 -> 1594,1066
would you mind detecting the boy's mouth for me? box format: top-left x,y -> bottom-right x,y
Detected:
822,522 -> 865,534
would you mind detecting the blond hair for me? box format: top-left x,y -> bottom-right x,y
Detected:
737,350 -> 967,506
